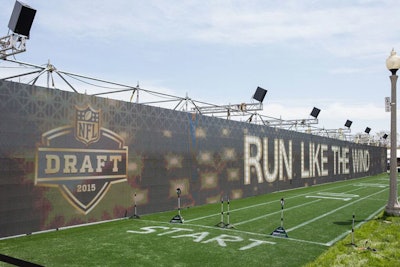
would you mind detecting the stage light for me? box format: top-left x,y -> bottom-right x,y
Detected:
310,107 -> 321,119
344,120 -> 352,128
253,87 -> 267,103
8,1 -> 36,38
1,1 -> 36,59
365,127 -> 371,134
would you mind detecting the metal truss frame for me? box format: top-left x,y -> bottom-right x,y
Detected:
0,58 -> 380,144
0,33 -> 27,59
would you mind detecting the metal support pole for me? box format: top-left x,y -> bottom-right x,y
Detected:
386,73 -> 400,216
221,198 -> 224,223
351,213 -> 355,245
170,188 -> 183,223
131,192 -> 140,219
280,198 -> 284,227
178,196 -> 181,216
227,197 -> 230,225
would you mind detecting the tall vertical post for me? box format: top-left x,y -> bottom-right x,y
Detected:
271,197 -> 288,237
170,188 -> 184,223
178,193 -> 181,216
227,197 -> 230,225
280,198 -> 284,227
386,72 -> 400,215
351,213 -> 355,245
216,196 -> 226,228
131,192 -> 140,219
385,49 -> 400,216
220,197 -> 224,223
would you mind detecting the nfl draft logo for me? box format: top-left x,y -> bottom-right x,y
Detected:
35,104 -> 128,214
75,105 -> 100,145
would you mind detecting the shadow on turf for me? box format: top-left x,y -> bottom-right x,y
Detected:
332,219 -> 364,226
0,254 -> 43,267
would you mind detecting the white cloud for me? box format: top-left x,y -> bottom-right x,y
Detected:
2,0 -> 399,135
26,0 -> 400,60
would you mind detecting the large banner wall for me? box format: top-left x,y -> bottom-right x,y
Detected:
0,80 -> 386,238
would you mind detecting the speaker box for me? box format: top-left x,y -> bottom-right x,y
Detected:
253,87 -> 267,103
8,1 -> 36,37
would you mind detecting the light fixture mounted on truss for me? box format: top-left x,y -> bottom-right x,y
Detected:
192,86 -> 267,118
265,107 -> 320,129
344,120 -> 353,129
0,1 -> 36,59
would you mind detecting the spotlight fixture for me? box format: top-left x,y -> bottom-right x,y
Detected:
365,127 -> 371,134
310,107 -> 321,119
252,87 -> 267,103
383,134 -> 388,139
344,120 -> 352,128
1,1 -> 36,59
8,1 -> 36,38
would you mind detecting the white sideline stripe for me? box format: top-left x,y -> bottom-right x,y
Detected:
234,199 -> 322,226
286,187 -> 388,233
185,182 -> 358,223
325,204 -> 385,246
305,196 -> 352,201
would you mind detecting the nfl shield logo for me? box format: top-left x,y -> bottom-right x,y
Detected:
75,105 -> 101,145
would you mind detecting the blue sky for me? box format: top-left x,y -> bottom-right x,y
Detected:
1,0 -> 400,136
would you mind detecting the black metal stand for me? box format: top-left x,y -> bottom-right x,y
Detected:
170,188 -> 184,223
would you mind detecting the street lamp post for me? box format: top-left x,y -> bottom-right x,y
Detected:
385,49 -> 400,216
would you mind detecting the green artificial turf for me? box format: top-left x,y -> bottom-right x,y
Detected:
305,212 -> 400,267
0,173 -> 397,266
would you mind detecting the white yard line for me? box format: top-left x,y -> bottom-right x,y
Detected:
185,182 -> 357,223
354,183 -> 388,188
305,196 -> 352,201
134,178 -> 388,248
317,192 -> 360,198
286,188 -> 388,233
234,199 -> 321,226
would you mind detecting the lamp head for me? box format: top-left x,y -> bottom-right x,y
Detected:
176,188 -> 181,196
386,48 -> 400,74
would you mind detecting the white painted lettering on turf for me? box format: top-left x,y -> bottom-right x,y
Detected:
239,239 -> 272,251
171,231 -> 209,242
157,227 -> 192,236
201,234 -> 243,247
127,226 -> 169,234
127,226 -> 275,251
